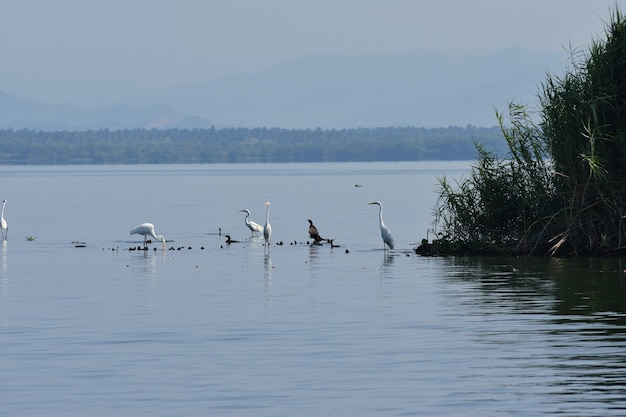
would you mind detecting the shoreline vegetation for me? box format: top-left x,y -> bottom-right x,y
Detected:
0,125 -> 505,165
426,8 -> 626,257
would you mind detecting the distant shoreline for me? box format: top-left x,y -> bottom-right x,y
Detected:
0,126 -> 506,165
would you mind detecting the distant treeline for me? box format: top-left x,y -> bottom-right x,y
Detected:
0,126 -> 506,165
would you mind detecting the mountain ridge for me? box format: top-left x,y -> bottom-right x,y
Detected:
0,48 -> 566,131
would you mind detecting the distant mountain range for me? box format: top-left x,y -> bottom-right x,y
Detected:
0,48 -> 567,130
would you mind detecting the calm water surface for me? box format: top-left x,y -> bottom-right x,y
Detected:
2,162 -> 626,416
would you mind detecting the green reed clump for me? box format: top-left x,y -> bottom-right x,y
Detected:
433,8 -> 626,255
434,104 -> 554,255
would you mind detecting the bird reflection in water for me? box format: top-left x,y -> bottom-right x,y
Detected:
264,253 -> 273,288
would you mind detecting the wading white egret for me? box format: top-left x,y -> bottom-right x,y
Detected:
1,199 -> 7,240
130,222 -> 166,251
368,201 -> 394,250
307,219 -> 325,243
263,202 -> 272,246
239,209 -> 263,235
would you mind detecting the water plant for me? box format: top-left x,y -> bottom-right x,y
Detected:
433,8 -> 626,256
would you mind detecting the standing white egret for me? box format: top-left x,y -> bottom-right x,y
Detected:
130,222 -> 166,251
263,202 -> 272,246
239,209 -> 263,236
368,201 -> 394,250
0,199 -> 7,240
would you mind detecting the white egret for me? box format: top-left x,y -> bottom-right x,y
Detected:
1,199 -> 7,240
239,209 -> 263,236
263,202 -> 272,246
130,222 -> 166,251
368,201 -> 394,250
307,219 -> 325,243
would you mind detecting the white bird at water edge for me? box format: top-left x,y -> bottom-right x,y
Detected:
130,222 -> 166,250
368,201 -> 394,250
1,199 -> 7,240
263,202 -> 272,247
239,209 -> 263,236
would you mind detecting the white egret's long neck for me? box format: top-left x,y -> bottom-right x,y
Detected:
378,205 -> 385,227
1,201 -> 5,218
265,205 -> 270,223
157,235 -> 166,250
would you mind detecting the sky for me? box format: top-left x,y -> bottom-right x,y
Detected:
1,0 -> 625,105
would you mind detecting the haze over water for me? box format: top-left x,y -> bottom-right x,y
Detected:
2,162 -> 626,416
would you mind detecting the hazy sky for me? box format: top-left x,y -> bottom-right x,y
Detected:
1,0 -> 625,104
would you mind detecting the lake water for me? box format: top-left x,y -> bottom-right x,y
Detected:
2,162 -> 626,416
